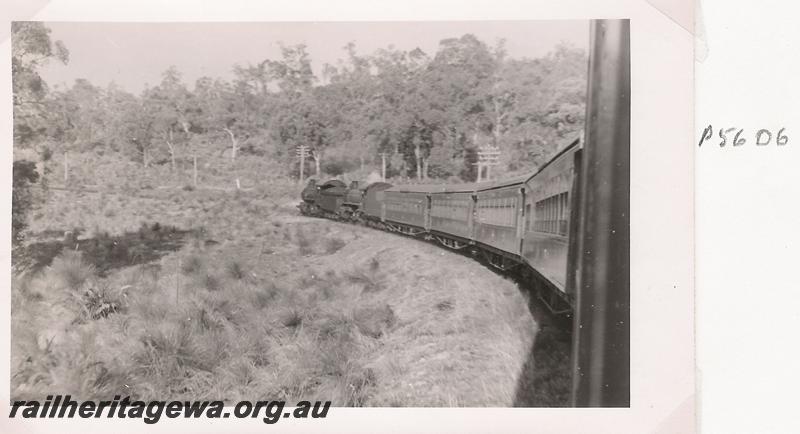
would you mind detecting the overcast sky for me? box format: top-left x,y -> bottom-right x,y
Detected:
39,21 -> 589,94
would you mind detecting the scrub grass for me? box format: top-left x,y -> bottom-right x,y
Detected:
13,167 -> 539,406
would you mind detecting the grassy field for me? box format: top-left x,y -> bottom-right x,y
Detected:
11,162 -> 544,406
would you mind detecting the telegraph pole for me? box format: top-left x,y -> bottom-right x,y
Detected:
475,145 -> 501,181
296,145 -> 311,184
380,152 -> 387,182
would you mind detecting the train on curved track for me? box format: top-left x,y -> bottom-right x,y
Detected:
298,20 -> 630,407
299,137 -> 582,314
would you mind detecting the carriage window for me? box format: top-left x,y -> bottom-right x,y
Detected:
533,192 -> 569,236
476,195 -> 516,227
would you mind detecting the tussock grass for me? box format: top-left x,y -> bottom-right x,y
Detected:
201,273 -> 222,292
49,250 -> 95,290
14,171 -> 537,406
435,299 -> 455,312
353,304 -> 396,338
75,285 -> 122,321
345,257 -> 385,293
181,253 -> 204,275
225,260 -> 247,280
251,282 -> 281,310
281,309 -> 303,329
325,237 -> 347,254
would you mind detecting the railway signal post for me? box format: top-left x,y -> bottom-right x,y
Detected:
475,145 -> 501,182
296,145 -> 311,184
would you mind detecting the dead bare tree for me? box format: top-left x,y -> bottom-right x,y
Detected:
223,127 -> 238,160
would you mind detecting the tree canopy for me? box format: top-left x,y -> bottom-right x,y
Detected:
14,24 -> 587,182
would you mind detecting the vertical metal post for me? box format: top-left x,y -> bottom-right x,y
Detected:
571,19 -> 631,407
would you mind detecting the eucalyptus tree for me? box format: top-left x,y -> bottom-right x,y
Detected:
496,44 -> 587,171
11,22 -> 68,245
266,43 -> 332,174
143,67 -> 197,170
368,45 -> 429,179
413,34 -> 497,180
12,21 -> 69,148
318,42 -> 382,172
193,76 -> 249,161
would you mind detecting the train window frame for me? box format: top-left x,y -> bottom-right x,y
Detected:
532,191 -> 570,236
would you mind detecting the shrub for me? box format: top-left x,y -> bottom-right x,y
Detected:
253,284 -> 280,309
12,160 -> 39,247
225,260 -> 247,280
315,319 -> 355,377
435,299 -> 454,311
343,367 -> 377,407
78,286 -> 120,320
353,304 -> 396,338
181,254 -> 204,275
298,274 -> 317,290
49,251 -> 95,290
134,322 -> 214,388
202,273 -> 221,291
325,237 -> 347,254
346,259 -> 385,293
316,313 -> 354,341
246,336 -> 271,367
281,309 -> 303,328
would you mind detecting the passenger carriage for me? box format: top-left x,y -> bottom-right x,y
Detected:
296,19 -> 630,407
471,175 -> 529,269
428,183 -> 475,247
380,184 -> 443,235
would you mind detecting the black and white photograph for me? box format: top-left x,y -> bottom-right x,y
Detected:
10,17 -> 629,413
